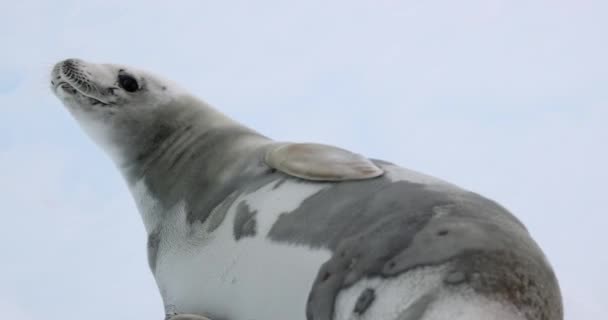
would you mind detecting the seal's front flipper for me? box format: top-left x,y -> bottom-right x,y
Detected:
264,142 -> 384,181
168,314 -> 212,320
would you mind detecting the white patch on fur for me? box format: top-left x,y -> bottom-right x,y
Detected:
333,266 -> 446,320
333,266 -> 524,320
240,179 -> 327,235
130,179 -> 163,233
422,289 -> 525,320
153,179 -> 331,320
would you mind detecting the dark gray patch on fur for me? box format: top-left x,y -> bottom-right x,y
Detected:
233,201 -> 258,240
444,270 -> 466,285
121,100 -> 280,228
397,292 -> 436,320
134,122 -> 178,164
273,178 -> 449,320
353,288 -> 376,315
267,172 -> 558,320
147,229 -> 161,272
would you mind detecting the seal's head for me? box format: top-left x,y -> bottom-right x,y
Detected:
51,58 -> 175,107
51,58 -> 258,176
51,59 -> 183,161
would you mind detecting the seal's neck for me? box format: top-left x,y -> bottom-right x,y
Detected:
115,95 -> 270,232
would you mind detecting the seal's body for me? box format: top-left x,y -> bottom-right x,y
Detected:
51,59 -> 562,320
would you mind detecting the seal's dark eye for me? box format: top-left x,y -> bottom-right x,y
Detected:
118,74 -> 139,92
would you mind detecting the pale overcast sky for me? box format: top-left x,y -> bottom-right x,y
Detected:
0,1 -> 606,319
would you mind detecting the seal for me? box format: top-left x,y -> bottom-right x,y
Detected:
50,58 -> 563,320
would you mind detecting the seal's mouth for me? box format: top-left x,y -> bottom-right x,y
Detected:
54,80 -> 108,106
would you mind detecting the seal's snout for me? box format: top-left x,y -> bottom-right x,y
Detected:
51,58 -> 84,79
62,58 -> 81,65
58,58 -> 87,81
51,58 -> 111,106
61,58 -> 81,73
51,58 -> 81,86
59,58 -> 84,65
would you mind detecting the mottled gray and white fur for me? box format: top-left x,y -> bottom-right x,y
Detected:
50,59 -> 563,320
